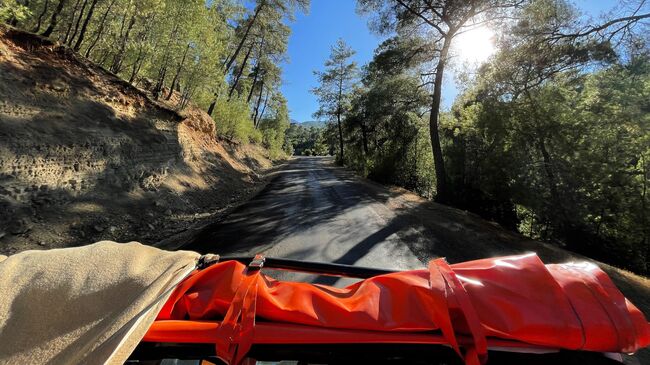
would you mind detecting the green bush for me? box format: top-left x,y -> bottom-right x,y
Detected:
213,97 -> 259,143
261,128 -> 289,159
0,0 -> 30,23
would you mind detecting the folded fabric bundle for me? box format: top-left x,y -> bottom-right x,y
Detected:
0,241 -> 200,365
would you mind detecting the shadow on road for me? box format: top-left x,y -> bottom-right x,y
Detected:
185,157 -> 395,255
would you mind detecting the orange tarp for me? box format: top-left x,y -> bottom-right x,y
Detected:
146,254 -> 650,364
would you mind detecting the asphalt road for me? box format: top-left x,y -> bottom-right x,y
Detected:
182,156 -> 647,364
185,156 -> 425,285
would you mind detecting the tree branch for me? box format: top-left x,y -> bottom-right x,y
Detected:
393,0 -> 447,35
550,13 -> 650,40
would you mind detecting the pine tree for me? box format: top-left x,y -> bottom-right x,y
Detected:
312,39 -> 358,162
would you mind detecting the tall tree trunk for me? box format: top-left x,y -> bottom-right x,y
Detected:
62,0 -> 82,42
152,24 -> 179,98
32,0 -> 50,33
228,41 -> 255,99
180,71 -> 199,110
41,0 -> 68,37
73,0 -> 99,51
166,43 -> 191,100
127,15 -> 157,83
336,113 -> 344,161
252,80 -> 265,126
524,88 -> 566,228
428,34 -> 453,203
109,13 -> 136,74
128,45 -> 146,83
84,0 -> 116,58
207,97 -> 218,116
211,1 -> 265,117
361,119 -> 369,155
247,67 -> 261,103
535,133 -> 572,238
537,136 -> 562,212
257,90 -> 270,125
153,64 -> 167,99
336,64 -> 345,162
68,0 -> 88,45
246,35 -> 266,103
223,1 -> 264,75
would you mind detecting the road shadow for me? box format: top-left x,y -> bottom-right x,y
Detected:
185,157 -> 397,255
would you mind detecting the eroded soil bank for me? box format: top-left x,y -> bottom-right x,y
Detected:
0,26 -> 277,254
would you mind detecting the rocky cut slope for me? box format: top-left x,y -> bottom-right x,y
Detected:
0,25 -> 272,253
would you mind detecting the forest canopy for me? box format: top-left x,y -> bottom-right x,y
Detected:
308,0 -> 650,274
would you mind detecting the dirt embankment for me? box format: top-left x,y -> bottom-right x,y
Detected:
0,25 -> 275,254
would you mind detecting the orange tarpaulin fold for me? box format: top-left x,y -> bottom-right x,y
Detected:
147,253 -> 650,364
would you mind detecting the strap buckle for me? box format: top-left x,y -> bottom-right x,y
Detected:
248,254 -> 265,270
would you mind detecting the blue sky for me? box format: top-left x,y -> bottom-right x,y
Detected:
280,0 -> 381,122
281,0 -> 621,123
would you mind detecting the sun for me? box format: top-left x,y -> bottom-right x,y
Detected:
452,25 -> 496,64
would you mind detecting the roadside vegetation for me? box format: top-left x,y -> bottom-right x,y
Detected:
0,0 -> 308,158
284,122 -> 331,156
308,0 -> 650,274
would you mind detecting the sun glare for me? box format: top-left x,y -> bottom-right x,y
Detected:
453,25 -> 496,64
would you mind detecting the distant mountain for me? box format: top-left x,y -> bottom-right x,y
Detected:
299,120 -> 326,128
